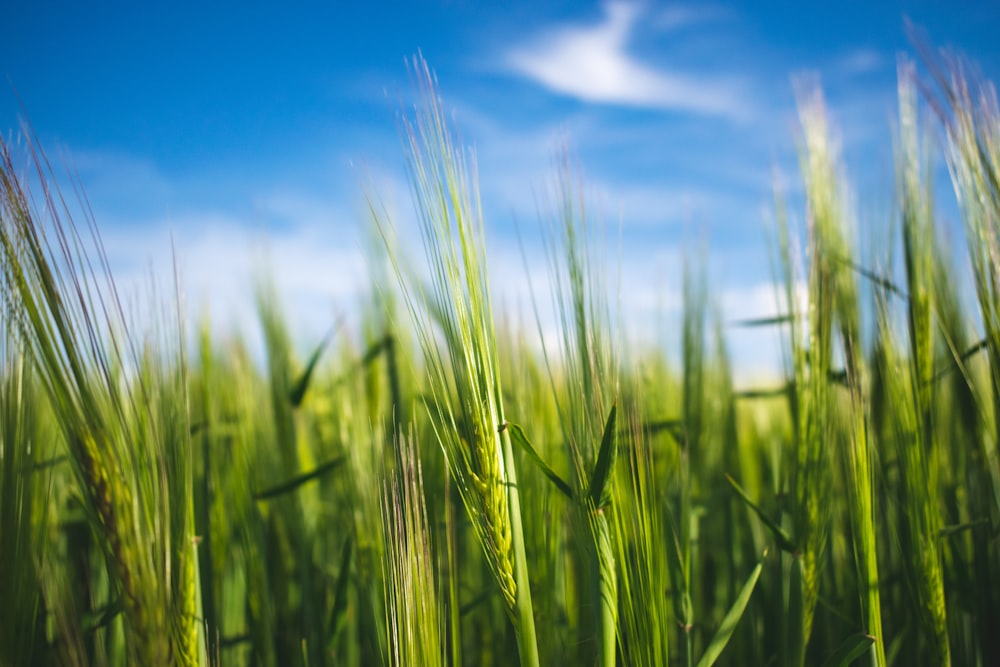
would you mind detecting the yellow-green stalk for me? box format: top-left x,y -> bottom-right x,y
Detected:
536,163 -> 618,666
381,432 -> 445,667
0,129 -> 201,666
373,56 -> 539,666
893,61 -> 949,666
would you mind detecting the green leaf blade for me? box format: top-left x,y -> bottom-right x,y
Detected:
696,551 -> 767,667
589,402 -> 618,509
725,474 -> 797,553
819,632 -> 876,667
507,422 -> 574,500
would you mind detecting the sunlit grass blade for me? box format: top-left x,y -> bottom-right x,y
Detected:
506,421 -> 574,500
289,329 -> 334,408
695,550 -> 766,667
381,432 -> 445,667
371,55 -> 539,665
251,456 -> 346,500
0,123 -> 202,665
588,402 -> 618,510
531,157 -> 620,666
613,403 -> 671,666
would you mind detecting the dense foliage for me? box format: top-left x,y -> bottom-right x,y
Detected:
1,51 -> 998,666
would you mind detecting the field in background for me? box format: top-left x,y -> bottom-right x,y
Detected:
1,48 -> 999,667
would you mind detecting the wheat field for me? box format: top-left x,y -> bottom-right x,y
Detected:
1,48 -> 999,667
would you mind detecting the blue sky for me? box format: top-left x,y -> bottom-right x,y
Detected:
3,1 -> 999,377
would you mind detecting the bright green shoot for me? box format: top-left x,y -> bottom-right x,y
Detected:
371,55 -> 539,666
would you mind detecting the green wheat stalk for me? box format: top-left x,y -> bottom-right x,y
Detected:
0,127 -> 201,666
372,55 -> 539,666
381,431 -> 445,667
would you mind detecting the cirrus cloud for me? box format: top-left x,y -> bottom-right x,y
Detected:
504,1 -> 753,119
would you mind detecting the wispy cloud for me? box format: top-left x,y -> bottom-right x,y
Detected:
99,209 -> 362,335
837,47 -> 886,75
589,180 -> 731,228
503,1 -> 751,119
650,3 -> 733,31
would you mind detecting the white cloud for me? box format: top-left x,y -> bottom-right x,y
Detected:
504,1 -> 750,118
651,4 -> 733,31
837,47 -> 885,75
590,180 -> 722,227
95,204 -> 367,361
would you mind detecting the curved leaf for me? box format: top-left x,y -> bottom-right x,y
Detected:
696,550 -> 767,667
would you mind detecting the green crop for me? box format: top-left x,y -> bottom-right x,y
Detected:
0,45 -> 998,667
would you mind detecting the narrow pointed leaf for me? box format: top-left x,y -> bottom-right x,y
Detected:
327,537 -> 354,649
834,254 -> 908,298
459,590 -> 493,616
932,337 -> 988,383
730,313 -> 795,328
82,598 -> 124,634
359,334 -> 391,367
589,402 -> 618,509
819,632 -> 876,667
331,335 -> 391,388
827,368 -> 849,386
218,635 -> 251,649
507,422 -> 574,500
29,455 -> 67,472
696,551 -> 767,667
735,385 -> 792,400
725,474 -> 797,553
289,329 -> 334,407
640,418 -> 685,445
253,456 -> 346,500
938,517 -> 990,538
